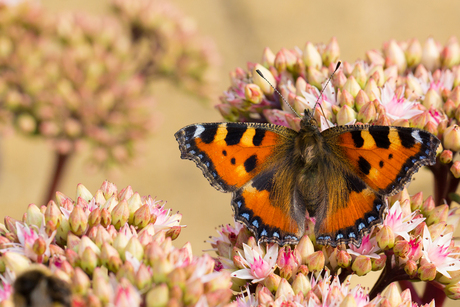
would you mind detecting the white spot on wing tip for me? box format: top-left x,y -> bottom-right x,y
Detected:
411,130 -> 423,143
193,125 -> 205,138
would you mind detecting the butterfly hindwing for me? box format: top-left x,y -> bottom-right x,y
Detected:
232,166 -> 305,245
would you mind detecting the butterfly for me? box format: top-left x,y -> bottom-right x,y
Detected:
175,110 -> 440,247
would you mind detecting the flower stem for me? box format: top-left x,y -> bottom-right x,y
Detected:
428,159 -> 460,206
369,251 -> 409,299
422,282 -> 446,305
43,152 -> 70,205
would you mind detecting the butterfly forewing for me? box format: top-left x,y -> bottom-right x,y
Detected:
324,125 -> 440,196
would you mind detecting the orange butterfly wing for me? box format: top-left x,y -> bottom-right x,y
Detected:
313,125 -> 440,246
175,122 -> 303,244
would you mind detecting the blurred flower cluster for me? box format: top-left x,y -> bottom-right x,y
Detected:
209,190 -> 460,306
0,181 -> 232,306
110,0 -> 219,99
0,0 -> 217,169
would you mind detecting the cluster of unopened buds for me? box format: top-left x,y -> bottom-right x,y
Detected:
0,181 -> 232,306
209,189 -> 460,306
0,0 -> 217,168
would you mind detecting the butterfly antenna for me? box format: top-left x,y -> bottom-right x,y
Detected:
255,69 -> 301,118
315,61 -> 342,127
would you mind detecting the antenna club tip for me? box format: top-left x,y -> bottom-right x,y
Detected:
335,61 -> 342,71
256,69 -> 264,77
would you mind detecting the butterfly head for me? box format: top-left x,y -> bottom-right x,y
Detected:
300,109 -> 319,130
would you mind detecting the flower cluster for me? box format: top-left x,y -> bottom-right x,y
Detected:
110,0 -> 219,99
209,189 -> 460,305
0,0 -> 217,169
217,38 -> 460,190
0,181 -> 233,306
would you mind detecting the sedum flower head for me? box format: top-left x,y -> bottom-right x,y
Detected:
0,0 -> 218,169
0,181 -> 232,306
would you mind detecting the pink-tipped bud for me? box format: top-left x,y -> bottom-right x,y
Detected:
440,150 -> 453,164
44,201 -> 62,228
88,208 -> 101,228
305,251 -> 325,272
263,273 -> 281,293
451,161 -> 460,178
337,105 -> 357,126
337,250 -> 352,268
393,240 -> 410,257
406,39 -> 423,67
404,260 -> 418,278
253,64 -> 275,95
303,42 -> 322,69
376,226 -> 395,250
427,204 -> 449,225
351,255 -> 372,276
385,40 -> 407,74
445,281 -> 460,300
322,37 -> 340,67
26,204 -> 43,228
372,254 -> 387,271
421,196 -> 435,215
69,206 -> 88,236
111,200 -> 129,230
275,278 -> 295,300
418,262 -> 437,281
146,284 -> 169,307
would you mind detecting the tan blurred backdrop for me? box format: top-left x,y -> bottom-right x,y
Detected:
1,0 -> 459,302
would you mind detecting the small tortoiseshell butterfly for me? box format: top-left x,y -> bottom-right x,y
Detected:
175,96 -> 440,248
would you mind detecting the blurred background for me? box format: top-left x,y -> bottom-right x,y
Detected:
0,0 -> 459,300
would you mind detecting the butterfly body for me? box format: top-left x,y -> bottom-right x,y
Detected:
175,110 -> 440,247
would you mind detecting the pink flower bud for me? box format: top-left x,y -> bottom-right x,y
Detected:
372,254 -> 387,271
322,37 -> 340,67
44,201 -> 62,229
69,206 -> 88,236
165,226 -> 182,241
418,262 -> 437,281
422,38 -> 441,71
404,260 -> 418,278
421,196 -> 435,215
277,246 -> 300,280
376,225 -> 395,250
451,161 -> 460,178
337,250 -> 352,268
111,200 -> 129,230
146,284 -> 169,307
305,251 -> 325,272
440,150 -> 453,164
406,38 -> 422,67
393,240 -> 410,257
275,278 -> 295,300
351,255 -> 372,276
72,267 -> 90,295
100,208 -> 111,228
263,273 -> 281,293
427,204 -> 449,225
445,281 -> 460,300
88,208 -> 101,228
26,204 -> 43,228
